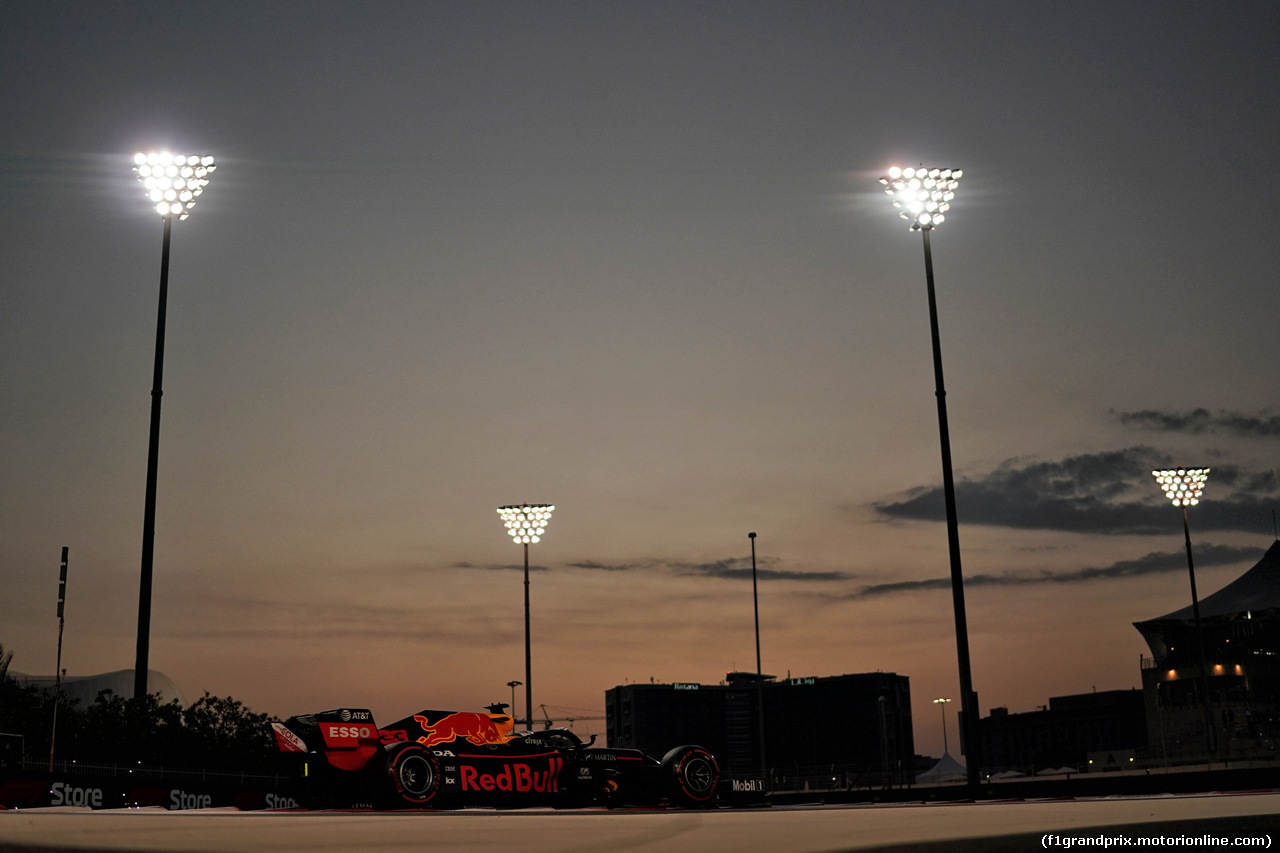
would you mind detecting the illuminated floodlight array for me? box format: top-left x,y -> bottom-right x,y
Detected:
498,504 -> 554,545
133,152 -> 216,220
1152,467 -> 1210,507
879,165 -> 961,232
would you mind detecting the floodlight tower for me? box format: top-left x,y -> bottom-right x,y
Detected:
507,680 -> 522,720
877,165 -> 981,786
749,532 -> 767,790
497,503 -> 554,729
1152,467 -> 1215,760
933,697 -> 952,756
131,151 -> 216,701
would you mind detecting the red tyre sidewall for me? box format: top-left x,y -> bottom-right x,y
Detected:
387,744 -> 440,805
670,747 -> 718,804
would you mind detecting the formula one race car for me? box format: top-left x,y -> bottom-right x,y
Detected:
271,706 -> 723,809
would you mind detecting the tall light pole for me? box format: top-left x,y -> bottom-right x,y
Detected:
131,151 -> 216,701
497,503 -> 554,729
933,697 -> 951,756
50,547 -> 68,771
749,532 -> 767,790
1152,467 -> 1215,761
507,680 -> 522,720
878,165 -> 981,786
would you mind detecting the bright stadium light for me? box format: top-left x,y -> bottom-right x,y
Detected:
131,150 -> 217,701
1151,466 -> 1215,759
1153,467 -> 1210,507
133,151 -> 216,221
879,165 -> 962,232
498,504 -> 554,544
876,162 -> 981,787
933,697 -> 952,756
497,503 -> 555,729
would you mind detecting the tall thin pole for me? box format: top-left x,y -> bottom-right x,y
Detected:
749,532 -> 767,789
507,680 -> 521,722
934,697 -> 950,755
50,547 -> 68,771
523,540 -> 532,730
941,701 -> 948,754
135,214 -> 172,701
878,695 -> 890,788
1155,680 -> 1168,769
1181,505 -> 1215,761
921,228 -> 981,787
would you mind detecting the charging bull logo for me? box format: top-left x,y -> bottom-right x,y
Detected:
414,712 -> 514,747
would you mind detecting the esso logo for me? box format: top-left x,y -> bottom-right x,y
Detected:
326,724 -> 371,739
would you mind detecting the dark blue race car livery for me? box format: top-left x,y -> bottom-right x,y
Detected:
272,707 -> 724,809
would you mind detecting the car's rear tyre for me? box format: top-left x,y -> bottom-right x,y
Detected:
661,745 -> 719,807
384,743 -> 440,807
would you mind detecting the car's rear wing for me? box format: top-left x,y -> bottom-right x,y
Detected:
272,708 -> 382,772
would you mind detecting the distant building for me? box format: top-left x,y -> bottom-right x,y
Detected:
1134,539 -> 1280,763
14,669 -> 187,708
606,671 -> 914,790
978,689 -> 1147,775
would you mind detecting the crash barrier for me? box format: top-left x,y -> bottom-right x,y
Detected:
0,759 -> 301,810
769,762 -> 1280,805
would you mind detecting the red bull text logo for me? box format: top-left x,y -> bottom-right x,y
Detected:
414,712 -> 512,747
460,757 -> 563,793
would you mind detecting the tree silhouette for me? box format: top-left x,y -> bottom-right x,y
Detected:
0,643 -> 279,772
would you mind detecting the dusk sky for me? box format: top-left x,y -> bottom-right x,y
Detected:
4,1 -> 1278,758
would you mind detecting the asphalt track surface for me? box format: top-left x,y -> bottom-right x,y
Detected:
2,792 -> 1278,852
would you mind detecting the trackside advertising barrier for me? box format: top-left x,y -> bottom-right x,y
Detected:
2,769 -> 767,810
0,764 -> 302,810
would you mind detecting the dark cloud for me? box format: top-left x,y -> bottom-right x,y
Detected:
848,544 -> 1259,600
450,561 -> 548,573
1114,408 -> 1280,438
567,559 -> 650,572
1241,470 -> 1280,493
566,556 -> 851,582
874,447 -> 1278,535
669,557 -> 852,582
163,594 -> 519,644
875,447 -> 1170,534
671,557 -> 759,577
850,576 -> 952,599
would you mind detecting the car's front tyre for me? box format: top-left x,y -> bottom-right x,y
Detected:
661,745 -> 719,807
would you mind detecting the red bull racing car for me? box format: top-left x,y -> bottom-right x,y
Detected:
271,706 -> 723,809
